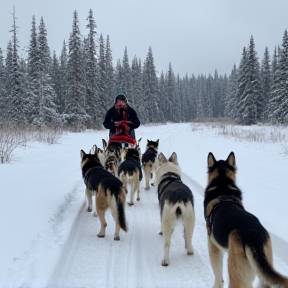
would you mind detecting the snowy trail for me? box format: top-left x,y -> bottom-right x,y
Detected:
50,174 -> 288,288
2,124 -> 288,288
49,124 -> 288,288
51,175 -> 214,288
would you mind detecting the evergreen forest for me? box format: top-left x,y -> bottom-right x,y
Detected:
1,9 -> 288,130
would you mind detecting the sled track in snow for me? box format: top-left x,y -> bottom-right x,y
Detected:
49,173 -> 288,288
48,175 -> 214,288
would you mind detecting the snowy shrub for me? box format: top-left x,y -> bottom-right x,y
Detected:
0,124 -> 28,163
33,126 -> 64,145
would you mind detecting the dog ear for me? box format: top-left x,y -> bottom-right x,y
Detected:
226,152 -> 236,167
137,147 -> 141,155
102,139 -> 107,151
168,152 -> 178,164
89,144 -> 97,154
80,149 -> 86,158
207,152 -> 216,168
93,145 -> 98,155
158,152 -> 167,164
156,139 -> 159,146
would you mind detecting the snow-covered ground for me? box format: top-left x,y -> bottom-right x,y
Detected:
0,123 -> 287,288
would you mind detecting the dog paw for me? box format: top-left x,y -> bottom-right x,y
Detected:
158,231 -> 163,235
127,202 -> 134,206
161,260 -> 169,266
145,187 -> 150,190
93,212 -> 97,217
97,234 -> 105,238
114,236 -> 120,241
87,208 -> 92,212
151,183 -> 155,186
136,197 -> 140,201
187,251 -> 194,255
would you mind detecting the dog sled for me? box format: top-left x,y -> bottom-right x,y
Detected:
108,120 -> 138,147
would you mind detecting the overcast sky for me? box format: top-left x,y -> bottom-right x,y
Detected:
1,0 -> 288,77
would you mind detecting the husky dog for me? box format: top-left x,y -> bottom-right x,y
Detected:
103,148 -> 119,176
102,139 -> 122,163
118,147 -> 143,205
80,148 -> 128,240
204,152 -> 288,288
155,152 -> 195,266
89,144 -> 105,166
141,139 -> 159,190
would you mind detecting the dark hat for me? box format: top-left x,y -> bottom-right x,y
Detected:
115,93 -> 127,104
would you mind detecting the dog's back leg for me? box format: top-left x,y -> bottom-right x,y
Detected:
129,182 -> 135,205
150,163 -> 156,186
135,171 -> 141,201
96,188 -> 109,237
182,204 -> 195,255
209,239 -> 224,288
161,204 -> 176,266
144,164 -> 151,190
110,199 -> 121,240
86,188 -> 93,212
228,231 -> 255,288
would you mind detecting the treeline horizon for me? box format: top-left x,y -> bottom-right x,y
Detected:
0,8 -> 287,130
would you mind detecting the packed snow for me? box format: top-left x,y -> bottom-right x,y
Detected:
0,123 -> 287,288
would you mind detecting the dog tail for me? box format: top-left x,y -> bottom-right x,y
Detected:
117,186 -> 128,232
246,244 -> 288,287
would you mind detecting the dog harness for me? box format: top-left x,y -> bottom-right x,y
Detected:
158,172 -> 183,202
144,148 -> 157,156
205,195 -> 244,236
84,166 -> 111,192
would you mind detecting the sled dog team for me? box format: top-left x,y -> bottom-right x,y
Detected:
80,139 -> 288,288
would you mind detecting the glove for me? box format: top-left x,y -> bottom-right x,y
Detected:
127,121 -> 134,128
121,120 -> 133,127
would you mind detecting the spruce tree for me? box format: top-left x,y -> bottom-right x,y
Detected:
131,56 -> 145,120
65,10 -> 86,128
58,41 -> 68,114
188,75 -> 197,120
27,15 -> 40,124
105,35 -> 115,109
224,65 -> 237,119
247,36 -> 262,122
34,16 -> 59,127
0,48 -> 7,122
165,63 -> 176,122
260,47 -> 272,121
51,51 -> 62,115
85,9 -> 99,128
268,47 -> 280,123
234,47 -> 250,124
114,59 -> 123,93
158,71 -> 166,122
96,34 -> 107,122
6,8 -> 24,124
277,29 -> 288,123
121,47 -> 133,104
142,47 -> 159,123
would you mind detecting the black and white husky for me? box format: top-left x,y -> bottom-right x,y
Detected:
80,148 -> 128,240
155,152 -> 195,266
118,147 -> 143,205
141,139 -> 159,190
